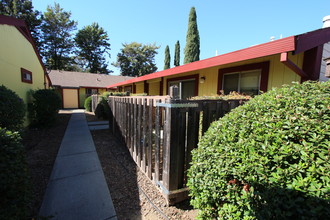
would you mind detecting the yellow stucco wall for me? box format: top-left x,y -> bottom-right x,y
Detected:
0,25 -> 45,101
148,81 -> 160,95
98,88 -> 107,94
0,24 -> 46,125
77,88 -> 108,108
159,52 -> 303,96
135,82 -> 144,94
63,89 -> 79,108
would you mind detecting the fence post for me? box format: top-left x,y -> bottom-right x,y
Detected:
161,100 -> 196,204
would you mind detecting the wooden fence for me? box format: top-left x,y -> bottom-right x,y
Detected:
107,96 -> 246,204
91,94 -> 100,112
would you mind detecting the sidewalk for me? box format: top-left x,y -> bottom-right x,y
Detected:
39,110 -> 117,220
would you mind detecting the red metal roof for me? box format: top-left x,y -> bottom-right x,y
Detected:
107,36 -> 295,88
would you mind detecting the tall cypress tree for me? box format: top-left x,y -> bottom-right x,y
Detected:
174,40 -> 180,67
164,45 -> 170,70
184,7 -> 200,64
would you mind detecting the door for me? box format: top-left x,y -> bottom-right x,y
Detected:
63,89 -> 79,108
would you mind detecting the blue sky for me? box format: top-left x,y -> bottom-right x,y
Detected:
33,0 -> 329,75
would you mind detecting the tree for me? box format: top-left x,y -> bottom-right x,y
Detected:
40,3 -> 77,70
75,22 -> 111,74
174,40 -> 180,67
164,45 -> 170,70
113,42 -> 160,77
0,0 -> 42,49
184,7 -> 200,64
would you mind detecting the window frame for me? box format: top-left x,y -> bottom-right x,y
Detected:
218,61 -> 270,95
21,68 -> 33,84
222,69 -> 261,95
124,85 -> 133,93
166,74 -> 199,99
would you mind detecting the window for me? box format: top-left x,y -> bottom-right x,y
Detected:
86,88 -> 98,97
21,68 -> 32,84
167,74 -> 199,99
218,61 -> 270,95
223,70 -> 261,95
124,85 -> 133,93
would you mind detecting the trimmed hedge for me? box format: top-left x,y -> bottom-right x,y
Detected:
28,89 -> 62,127
84,96 -> 92,112
187,81 -> 330,219
0,85 -> 25,130
0,127 -> 31,219
95,93 -> 111,119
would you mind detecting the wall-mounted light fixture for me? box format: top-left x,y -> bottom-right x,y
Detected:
200,76 -> 206,83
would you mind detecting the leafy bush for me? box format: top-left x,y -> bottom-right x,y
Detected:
29,89 -> 62,127
131,93 -> 147,96
0,127 -> 31,219
0,85 -> 26,130
95,97 -> 110,119
109,92 -> 129,96
84,96 -> 92,112
94,92 -> 111,119
187,81 -> 330,219
190,91 -> 252,100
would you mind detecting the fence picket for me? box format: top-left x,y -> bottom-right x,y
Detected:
155,100 -> 161,183
147,99 -> 153,179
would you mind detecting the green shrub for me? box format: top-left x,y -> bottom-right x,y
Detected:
84,96 -> 92,112
29,89 -> 62,127
0,85 -> 25,130
187,81 -> 330,219
0,127 -> 31,219
102,91 -> 111,97
131,93 -> 147,96
190,91 -> 252,100
95,96 -> 111,119
109,92 -> 128,96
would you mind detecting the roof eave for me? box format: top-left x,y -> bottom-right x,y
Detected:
107,36 -> 296,89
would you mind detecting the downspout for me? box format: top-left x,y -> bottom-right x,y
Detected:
280,52 -> 309,80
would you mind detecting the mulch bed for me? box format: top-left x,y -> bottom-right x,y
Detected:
25,111 -> 197,219
89,113 -> 198,220
24,112 -> 71,218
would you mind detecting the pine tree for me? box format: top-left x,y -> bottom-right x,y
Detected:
174,40 -> 180,67
41,3 -> 77,70
113,42 -> 159,77
184,7 -> 200,64
75,22 -> 111,74
164,45 -> 170,70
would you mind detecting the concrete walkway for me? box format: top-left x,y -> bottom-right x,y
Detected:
39,110 -> 117,220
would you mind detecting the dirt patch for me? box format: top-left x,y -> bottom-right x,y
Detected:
90,112 -> 198,220
24,111 -> 71,218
